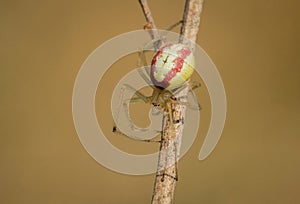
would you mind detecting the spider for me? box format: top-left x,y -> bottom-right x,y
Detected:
112,40 -> 201,141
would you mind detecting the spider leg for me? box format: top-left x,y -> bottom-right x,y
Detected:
171,80 -> 200,96
142,36 -> 163,52
122,84 -> 150,103
190,81 -> 201,90
165,20 -> 183,31
171,81 -> 202,110
112,124 -> 162,143
171,98 -> 201,110
112,83 -> 146,135
112,83 -> 163,142
142,19 -> 183,51
156,20 -> 183,46
137,50 -> 156,90
169,81 -> 190,96
113,93 -> 162,142
137,48 -> 163,95
186,81 -> 202,110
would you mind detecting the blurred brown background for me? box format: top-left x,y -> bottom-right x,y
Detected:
1,0 -> 299,203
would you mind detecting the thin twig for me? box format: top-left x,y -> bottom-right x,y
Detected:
180,0 -> 204,50
138,0 -> 161,49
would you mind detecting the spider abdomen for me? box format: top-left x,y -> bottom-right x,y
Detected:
150,43 -> 194,91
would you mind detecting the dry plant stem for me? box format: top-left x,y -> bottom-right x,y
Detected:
138,0 -> 204,203
180,0 -> 204,50
138,0 -> 161,49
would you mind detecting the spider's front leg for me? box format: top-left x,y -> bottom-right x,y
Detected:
121,84 -> 150,103
112,125 -> 162,143
112,83 -> 163,143
171,81 -> 202,110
